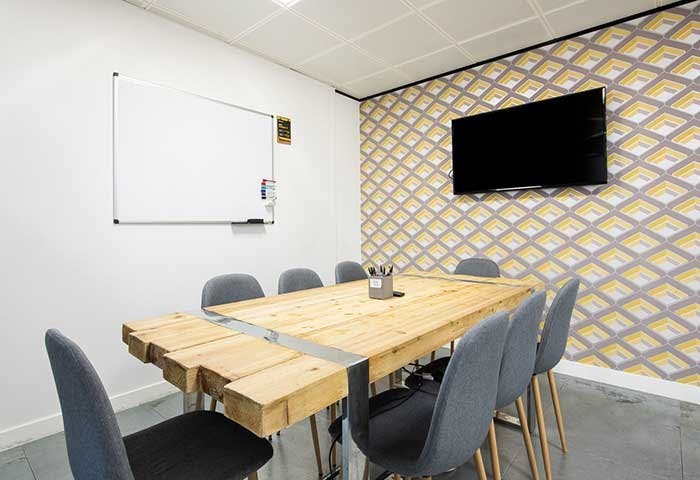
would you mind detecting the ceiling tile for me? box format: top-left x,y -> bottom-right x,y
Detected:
460,18 -> 550,62
538,0 -> 580,11
397,47 -> 470,79
124,0 -> 149,7
545,0 -> 656,36
295,44 -> 384,84
153,0 -> 280,40
422,0 -> 536,41
343,69 -> 408,98
237,11 -> 341,65
354,14 -> 451,65
292,0 -> 410,39
408,0 -> 443,8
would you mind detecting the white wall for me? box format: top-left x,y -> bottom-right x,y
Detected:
333,94 -> 362,263
0,0 -> 360,448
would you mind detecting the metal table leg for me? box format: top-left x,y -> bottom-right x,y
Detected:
189,307 -> 371,479
342,358 -> 370,480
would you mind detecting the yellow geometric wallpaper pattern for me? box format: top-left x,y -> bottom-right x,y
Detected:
360,2 -> 700,384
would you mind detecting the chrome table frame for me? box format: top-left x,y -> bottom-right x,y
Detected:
182,308 -> 370,480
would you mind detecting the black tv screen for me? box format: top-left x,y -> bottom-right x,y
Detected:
451,87 -> 607,194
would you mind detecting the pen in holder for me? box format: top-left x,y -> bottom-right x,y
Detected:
367,263 -> 394,300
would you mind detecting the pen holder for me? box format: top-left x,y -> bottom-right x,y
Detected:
369,275 -> 393,300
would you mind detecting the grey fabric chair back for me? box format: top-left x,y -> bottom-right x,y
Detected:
496,291 -> 546,408
45,330 -> 134,480
534,278 -> 580,375
416,312 -> 509,475
278,267 -> 324,294
335,261 -> 367,284
454,258 -> 500,278
201,273 -> 265,308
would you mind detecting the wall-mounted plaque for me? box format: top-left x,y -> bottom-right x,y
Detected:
277,116 -> 291,144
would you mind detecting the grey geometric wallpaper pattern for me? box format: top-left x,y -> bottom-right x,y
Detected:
360,2 -> 700,384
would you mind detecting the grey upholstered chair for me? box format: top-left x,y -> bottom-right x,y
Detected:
202,273 -> 265,411
278,267 -> 324,294
329,312 -> 509,479
277,267 -> 326,476
335,260 -> 368,284
487,292 -> 546,480
530,278 -> 580,480
448,257 -> 500,354
201,273 -> 265,309
45,329 -> 271,480
454,257 -> 500,277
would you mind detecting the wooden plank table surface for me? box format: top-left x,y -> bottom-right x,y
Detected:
122,271 -> 543,437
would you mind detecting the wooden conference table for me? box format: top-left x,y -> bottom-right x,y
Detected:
122,271 -> 542,479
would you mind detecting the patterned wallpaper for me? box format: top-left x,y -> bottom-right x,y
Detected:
360,2 -> 700,384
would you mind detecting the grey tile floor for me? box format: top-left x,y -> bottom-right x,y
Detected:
1,372 -> 697,480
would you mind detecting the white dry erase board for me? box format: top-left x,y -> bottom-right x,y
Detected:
112,73 -> 274,224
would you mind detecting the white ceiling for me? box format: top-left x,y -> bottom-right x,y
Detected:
125,0 -> 675,99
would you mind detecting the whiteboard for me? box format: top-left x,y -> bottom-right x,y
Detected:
113,74 -> 274,224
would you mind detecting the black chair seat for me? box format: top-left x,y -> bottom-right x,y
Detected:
405,357 -> 451,389
406,341 -> 546,390
328,387 -> 439,475
124,411 -> 273,480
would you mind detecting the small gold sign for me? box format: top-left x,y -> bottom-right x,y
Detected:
277,116 -> 291,144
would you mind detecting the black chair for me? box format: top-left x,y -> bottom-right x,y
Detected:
45,329 -> 272,480
329,312 -> 509,479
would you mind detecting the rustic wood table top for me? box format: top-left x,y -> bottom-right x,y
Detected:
122,271 -> 542,437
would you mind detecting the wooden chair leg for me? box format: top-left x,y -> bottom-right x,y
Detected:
450,340 -> 455,354
547,369 -> 568,453
209,396 -> 217,412
474,448 -> 487,480
488,419 -> 501,480
309,414 -> 323,477
248,472 -> 258,480
363,458 -> 370,480
371,382 -> 377,397
330,403 -> 337,468
532,376 -> 552,480
430,350 -> 436,362
516,397 -> 540,480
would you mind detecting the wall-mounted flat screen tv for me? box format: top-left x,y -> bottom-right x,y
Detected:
451,87 -> 607,194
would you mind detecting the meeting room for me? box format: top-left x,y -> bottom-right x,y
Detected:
0,0 -> 698,479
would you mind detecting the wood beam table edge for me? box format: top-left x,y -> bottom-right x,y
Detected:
121,274 -> 544,480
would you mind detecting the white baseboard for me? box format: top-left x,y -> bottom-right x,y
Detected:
438,346 -> 699,404
553,359 -> 700,405
0,380 -> 178,452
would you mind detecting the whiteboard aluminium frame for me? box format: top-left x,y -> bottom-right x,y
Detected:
111,72 -> 275,225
